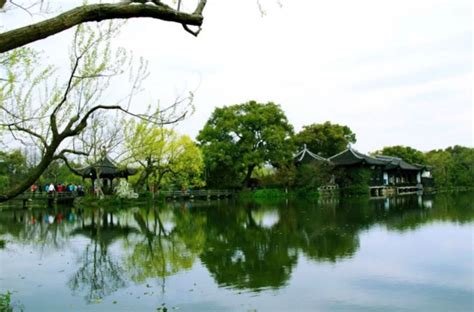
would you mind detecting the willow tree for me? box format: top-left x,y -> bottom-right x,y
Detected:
0,23 -> 191,202
125,120 -> 204,192
0,0 -> 208,53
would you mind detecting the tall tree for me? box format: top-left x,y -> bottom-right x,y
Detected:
372,145 -> 426,164
197,101 -> 294,188
294,121 -> 356,158
0,0 -> 207,53
0,23 -> 190,202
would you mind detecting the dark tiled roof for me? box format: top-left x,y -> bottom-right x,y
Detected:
328,148 -> 386,166
374,155 -> 424,171
81,156 -> 137,178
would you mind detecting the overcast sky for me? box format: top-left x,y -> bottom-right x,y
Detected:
2,0 -> 472,153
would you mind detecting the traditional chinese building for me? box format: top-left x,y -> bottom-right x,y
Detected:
80,156 -> 137,194
295,146 -> 434,196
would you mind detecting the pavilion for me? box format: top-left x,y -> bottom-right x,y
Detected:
80,156 -> 137,194
294,146 -> 434,195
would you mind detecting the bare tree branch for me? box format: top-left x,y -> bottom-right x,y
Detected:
182,23 -> 201,37
7,124 -> 48,148
54,154 -> 84,176
194,0 -> 207,15
0,2 -> 206,53
51,54 -> 82,136
9,0 -> 33,17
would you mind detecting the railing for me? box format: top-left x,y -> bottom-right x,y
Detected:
159,190 -> 234,199
15,191 -> 78,200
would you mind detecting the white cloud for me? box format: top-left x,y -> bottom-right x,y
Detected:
1,0 -> 472,152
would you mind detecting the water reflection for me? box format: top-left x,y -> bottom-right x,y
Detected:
0,192 -> 472,302
124,206 -> 205,285
200,202 -> 298,291
68,208 -> 137,303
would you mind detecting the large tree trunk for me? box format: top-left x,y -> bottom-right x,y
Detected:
242,164 -> 256,188
0,139 -> 60,202
134,160 -> 154,192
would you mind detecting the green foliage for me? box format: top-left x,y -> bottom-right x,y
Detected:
197,101 -> 294,188
0,291 -> 14,312
336,168 -> 371,196
39,160 -> 83,185
294,121 -> 356,158
125,208 -> 206,283
0,150 -> 28,192
294,162 -> 334,192
125,120 -> 204,191
425,145 -> 474,188
0,22 -> 163,202
253,188 -> 287,198
372,145 -> 426,164
295,189 -> 321,200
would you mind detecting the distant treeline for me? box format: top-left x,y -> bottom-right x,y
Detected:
1,101 -> 473,195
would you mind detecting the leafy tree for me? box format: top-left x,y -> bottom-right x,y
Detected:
0,23 -> 189,202
425,146 -> 474,187
294,161 -> 334,191
294,121 -> 356,158
255,164 -> 296,190
335,167 -> 371,196
372,145 -> 426,164
0,149 -> 28,192
39,160 -> 83,186
125,120 -> 204,191
197,101 -> 294,188
0,0 -> 207,53
446,146 -> 474,187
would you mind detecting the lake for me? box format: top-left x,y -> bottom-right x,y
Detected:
0,192 -> 473,311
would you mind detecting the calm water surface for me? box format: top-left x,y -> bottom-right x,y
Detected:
0,193 -> 473,311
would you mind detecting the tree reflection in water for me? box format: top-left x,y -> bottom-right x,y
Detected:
124,204 -> 206,289
0,192 -> 472,301
200,202 -> 297,291
68,208 -> 137,303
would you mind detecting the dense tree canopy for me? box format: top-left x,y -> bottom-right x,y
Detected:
294,121 -> 356,158
372,145 -> 426,165
197,101 -> 294,188
425,146 -> 474,188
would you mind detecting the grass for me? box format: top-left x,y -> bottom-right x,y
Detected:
0,291 -> 13,312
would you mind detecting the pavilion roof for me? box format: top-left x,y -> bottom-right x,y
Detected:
294,145 -> 327,164
328,148 -> 387,166
80,156 -> 137,178
374,155 -> 424,171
